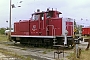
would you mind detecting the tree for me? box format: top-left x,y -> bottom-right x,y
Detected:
74,20 -> 84,34
74,20 -> 79,34
0,28 -> 5,34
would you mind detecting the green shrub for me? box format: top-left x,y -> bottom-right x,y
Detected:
0,28 -> 5,34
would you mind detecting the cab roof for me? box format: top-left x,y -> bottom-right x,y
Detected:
32,10 -> 62,15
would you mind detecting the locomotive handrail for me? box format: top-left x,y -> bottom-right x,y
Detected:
54,28 -> 56,36
46,25 -> 55,36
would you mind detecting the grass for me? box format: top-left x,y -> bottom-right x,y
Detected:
43,51 -> 47,54
0,34 -> 8,42
82,35 -> 90,39
42,49 -> 54,54
0,34 -> 32,60
47,49 -> 54,52
21,47 -> 27,50
68,49 -> 90,60
0,48 -> 32,60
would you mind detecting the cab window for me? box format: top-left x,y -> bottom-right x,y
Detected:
46,12 -> 53,18
40,13 -> 44,20
32,14 -> 40,20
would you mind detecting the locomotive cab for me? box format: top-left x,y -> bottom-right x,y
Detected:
31,9 -> 62,21
46,10 -> 62,18
31,13 -> 44,20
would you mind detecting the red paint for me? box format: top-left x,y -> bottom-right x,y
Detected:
14,22 -> 19,32
49,18 -> 62,36
30,20 -> 39,35
66,22 -> 73,36
82,27 -> 90,35
19,20 -> 29,32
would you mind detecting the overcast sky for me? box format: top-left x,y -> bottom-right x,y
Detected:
0,0 -> 90,28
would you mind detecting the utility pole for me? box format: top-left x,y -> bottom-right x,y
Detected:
9,0 -> 12,41
9,0 -> 22,41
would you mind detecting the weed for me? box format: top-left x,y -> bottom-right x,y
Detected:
0,48 -> 32,60
21,47 -> 26,50
68,49 -> 90,60
43,51 -> 47,54
0,34 -> 7,42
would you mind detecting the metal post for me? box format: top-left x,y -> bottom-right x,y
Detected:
64,30 -> 68,46
9,0 -> 12,41
64,34 -> 67,45
76,44 -> 78,58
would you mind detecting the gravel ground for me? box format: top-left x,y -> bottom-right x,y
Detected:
0,42 -> 72,60
0,53 -> 19,60
0,41 -> 88,60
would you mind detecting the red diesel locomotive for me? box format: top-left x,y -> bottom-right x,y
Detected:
11,9 -> 74,47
